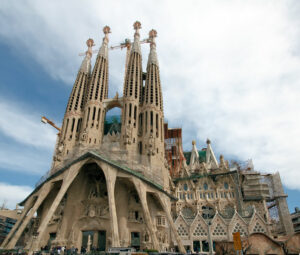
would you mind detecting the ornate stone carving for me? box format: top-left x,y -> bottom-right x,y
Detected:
80,128 -> 88,143
147,134 -> 155,156
49,197 -> 66,225
124,124 -> 132,145
82,179 -> 109,218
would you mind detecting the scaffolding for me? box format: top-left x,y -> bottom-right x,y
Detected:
164,123 -> 185,178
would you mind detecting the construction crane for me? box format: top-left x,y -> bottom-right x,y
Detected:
78,38 -> 150,85
110,38 -> 150,84
41,116 -> 61,132
78,38 -> 149,56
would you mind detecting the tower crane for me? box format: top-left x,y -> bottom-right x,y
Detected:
41,116 -> 61,133
79,38 -> 150,85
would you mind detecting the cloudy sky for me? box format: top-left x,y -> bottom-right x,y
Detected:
0,0 -> 299,210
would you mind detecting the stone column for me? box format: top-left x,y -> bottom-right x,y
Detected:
104,166 -> 120,247
6,183 -> 53,249
133,179 -> 160,250
31,161 -> 85,253
1,196 -> 35,248
157,194 -> 186,254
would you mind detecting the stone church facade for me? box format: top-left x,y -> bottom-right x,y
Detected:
1,22 -> 294,254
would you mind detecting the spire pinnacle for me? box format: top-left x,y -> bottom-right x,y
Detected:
133,21 -> 141,35
86,38 -> 94,57
132,21 -> 141,53
149,29 -> 157,47
103,25 -> 111,43
98,25 -> 110,58
80,38 -> 94,73
147,29 -> 159,66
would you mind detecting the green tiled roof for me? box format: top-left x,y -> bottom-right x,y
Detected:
183,150 -> 206,165
104,115 -> 121,135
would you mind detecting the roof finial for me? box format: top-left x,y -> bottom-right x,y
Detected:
132,21 -> 142,53
133,21 -> 141,35
149,29 -> 157,49
103,25 -> 111,44
80,38 -> 94,73
86,38 -> 94,58
192,140 -> 196,145
206,138 -> 211,144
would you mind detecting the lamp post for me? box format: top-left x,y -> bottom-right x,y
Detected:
203,206 -> 214,255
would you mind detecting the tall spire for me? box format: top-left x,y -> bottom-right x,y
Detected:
144,29 -> 163,110
80,26 -> 110,147
139,29 -> 165,170
54,39 -> 94,165
123,21 -> 143,101
121,21 -> 143,153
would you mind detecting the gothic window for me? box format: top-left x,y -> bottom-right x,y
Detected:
63,118 -> 69,139
177,224 -> 188,237
145,112 -> 148,133
183,184 -> 188,191
193,223 -> 207,237
71,118 -> 75,132
204,183 -> 208,190
224,182 -> 229,189
92,107 -> 96,121
252,222 -> 266,233
134,106 -> 137,120
150,111 -> 153,126
76,118 -> 82,133
157,216 -> 166,226
212,223 -> 227,237
156,114 -> 159,138
86,107 -> 90,127
232,223 -> 247,236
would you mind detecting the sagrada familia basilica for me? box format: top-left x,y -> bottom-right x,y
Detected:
1,22 -> 297,254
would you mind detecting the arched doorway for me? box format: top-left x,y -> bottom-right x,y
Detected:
65,163 -> 110,251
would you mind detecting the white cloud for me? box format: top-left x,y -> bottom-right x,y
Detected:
0,100 -> 57,149
0,0 -> 300,190
0,141 -> 53,175
0,182 -> 32,209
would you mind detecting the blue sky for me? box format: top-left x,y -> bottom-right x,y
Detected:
0,0 -> 299,212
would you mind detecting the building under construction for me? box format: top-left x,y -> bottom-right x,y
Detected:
1,22 -> 297,255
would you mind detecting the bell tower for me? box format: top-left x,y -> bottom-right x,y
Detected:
121,21 -> 143,154
80,26 -> 110,147
56,38 -> 94,160
140,29 -> 165,163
